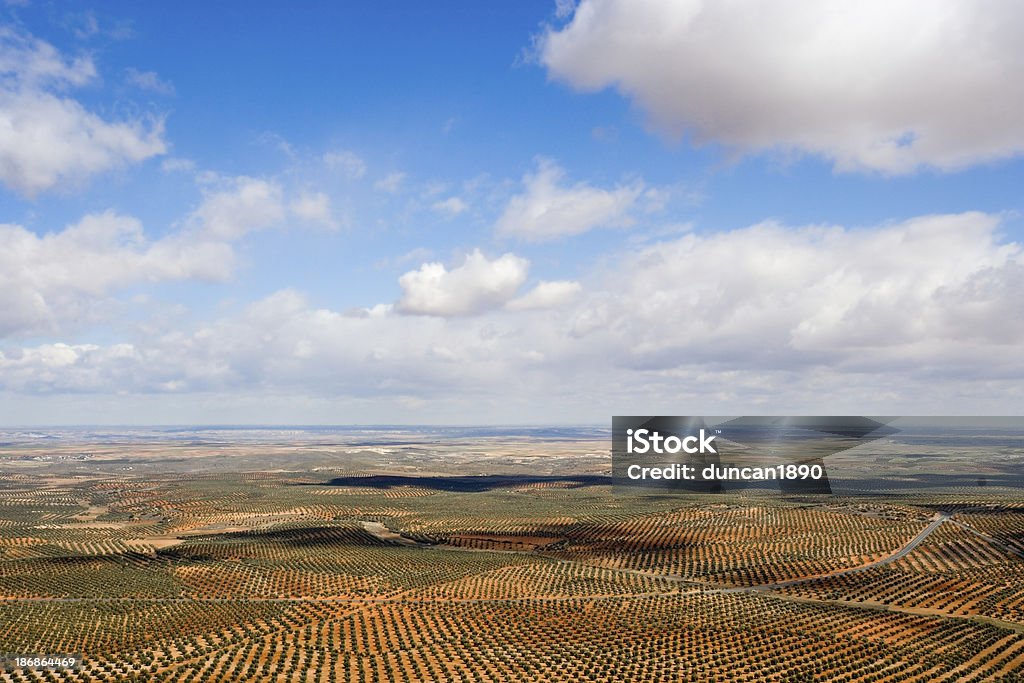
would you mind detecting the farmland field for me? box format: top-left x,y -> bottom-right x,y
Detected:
1,426 -> 1023,681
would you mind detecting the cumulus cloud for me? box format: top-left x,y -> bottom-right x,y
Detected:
191,176 -> 286,239
290,191 -> 336,228
0,287 -> 558,405
580,212 -> 1023,372
397,250 -> 529,316
0,343 -> 147,394
0,168 -> 346,338
540,0 -> 1024,174
506,280 -> 581,311
0,211 -> 233,338
0,27 -> 94,84
495,158 -> 643,241
0,28 -> 165,196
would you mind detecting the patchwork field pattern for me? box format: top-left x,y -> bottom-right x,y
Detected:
0,428 -> 1022,681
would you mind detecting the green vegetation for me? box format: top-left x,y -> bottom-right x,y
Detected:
1,435 -> 1022,681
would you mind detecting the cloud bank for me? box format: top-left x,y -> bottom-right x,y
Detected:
3,212 -> 1021,419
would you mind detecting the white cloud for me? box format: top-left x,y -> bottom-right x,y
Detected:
3,212 -> 1023,419
0,287 -> 548,403
541,0 -> 1024,174
432,196 -> 469,216
0,169 -> 346,338
495,158 -> 643,241
0,211 -> 233,338
290,191 -> 337,228
0,27 -> 94,85
191,176 -> 286,239
0,28 -> 165,196
0,343 -> 145,394
396,249 -> 529,316
374,171 -> 406,193
579,212 -> 1023,372
506,280 -> 582,311
323,150 -> 366,179
124,67 -> 174,96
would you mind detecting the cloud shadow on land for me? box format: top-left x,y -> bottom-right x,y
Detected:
308,474 -> 611,492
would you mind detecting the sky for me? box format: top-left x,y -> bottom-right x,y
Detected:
1,0 -> 1023,425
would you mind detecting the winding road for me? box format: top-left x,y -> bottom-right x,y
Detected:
721,511 -> 951,593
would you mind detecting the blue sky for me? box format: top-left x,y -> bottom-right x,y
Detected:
1,1 -> 1023,424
